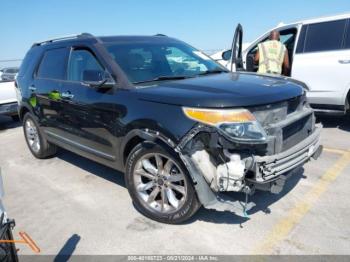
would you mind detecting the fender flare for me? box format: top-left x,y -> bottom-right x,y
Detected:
18,103 -> 34,120
120,128 -> 177,165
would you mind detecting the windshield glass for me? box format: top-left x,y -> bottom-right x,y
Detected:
104,40 -> 227,84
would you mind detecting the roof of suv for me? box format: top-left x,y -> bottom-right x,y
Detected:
32,34 -> 178,48
276,12 -> 350,28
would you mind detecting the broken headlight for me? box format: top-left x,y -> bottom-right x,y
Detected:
183,107 -> 267,142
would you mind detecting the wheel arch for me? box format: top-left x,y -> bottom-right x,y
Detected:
121,129 -> 177,166
18,105 -> 31,121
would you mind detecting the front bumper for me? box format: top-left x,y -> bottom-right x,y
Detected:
0,102 -> 18,116
253,124 -> 322,182
176,122 -> 322,217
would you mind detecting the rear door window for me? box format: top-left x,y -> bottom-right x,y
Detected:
37,48 -> 68,80
303,19 -> 347,53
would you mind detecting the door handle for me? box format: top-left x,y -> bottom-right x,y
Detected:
338,59 -> 350,64
29,85 -> 36,92
61,91 -> 74,99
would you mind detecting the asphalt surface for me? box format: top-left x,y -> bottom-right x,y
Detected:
0,114 -> 349,256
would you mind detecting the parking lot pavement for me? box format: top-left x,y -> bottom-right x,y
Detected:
0,114 -> 350,255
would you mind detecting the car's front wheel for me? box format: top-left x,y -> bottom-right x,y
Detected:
125,143 -> 201,224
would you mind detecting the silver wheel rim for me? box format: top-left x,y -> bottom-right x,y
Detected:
133,153 -> 187,213
25,118 -> 41,153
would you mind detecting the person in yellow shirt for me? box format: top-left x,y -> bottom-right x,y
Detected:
254,30 -> 290,76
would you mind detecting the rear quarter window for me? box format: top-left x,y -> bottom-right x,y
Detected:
18,47 -> 42,77
303,19 -> 347,53
37,48 -> 68,80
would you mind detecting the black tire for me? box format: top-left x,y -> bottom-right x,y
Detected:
23,113 -> 57,159
125,143 -> 201,224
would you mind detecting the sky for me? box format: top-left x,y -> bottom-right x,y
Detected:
1,0 -> 350,67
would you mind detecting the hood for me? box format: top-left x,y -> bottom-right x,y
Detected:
135,72 -> 305,108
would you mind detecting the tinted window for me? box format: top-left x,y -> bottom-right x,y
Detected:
37,48 -> 68,79
18,47 -> 42,77
345,20 -> 350,49
304,19 -> 346,53
67,49 -> 104,81
296,25 -> 307,53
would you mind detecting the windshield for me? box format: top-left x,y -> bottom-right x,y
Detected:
104,40 -> 227,84
5,68 -> 18,74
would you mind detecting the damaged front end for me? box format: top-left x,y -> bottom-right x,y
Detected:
176,94 -> 323,217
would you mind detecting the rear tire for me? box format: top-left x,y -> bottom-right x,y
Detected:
125,143 -> 201,224
23,113 -> 57,159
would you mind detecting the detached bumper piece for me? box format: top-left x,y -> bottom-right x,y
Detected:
176,98 -> 323,217
177,122 -> 322,218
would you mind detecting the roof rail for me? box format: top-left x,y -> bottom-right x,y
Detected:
32,33 -> 95,47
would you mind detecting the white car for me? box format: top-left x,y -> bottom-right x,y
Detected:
215,13 -> 350,114
0,81 -> 18,120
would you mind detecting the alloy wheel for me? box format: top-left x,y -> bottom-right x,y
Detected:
133,153 -> 187,213
25,118 -> 41,153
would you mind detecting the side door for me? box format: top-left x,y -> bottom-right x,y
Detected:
56,47 -> 119,165
32,47 -> 69,131
243,27 -> 298,74
221,24 -> 244,71
292,19 -> 350,109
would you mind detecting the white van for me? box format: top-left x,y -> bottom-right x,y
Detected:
217,13 -> 350,114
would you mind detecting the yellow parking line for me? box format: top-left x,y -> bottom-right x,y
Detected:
252,150 -> 350,254
323,147 -> 348,155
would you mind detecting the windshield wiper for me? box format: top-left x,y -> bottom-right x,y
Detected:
133,75 -> 194,84
198,69 -> 228,76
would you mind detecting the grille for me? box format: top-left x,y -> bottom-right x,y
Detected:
282,114 -> 313,151
250,95 -> 314,154
250,95 -> 304,126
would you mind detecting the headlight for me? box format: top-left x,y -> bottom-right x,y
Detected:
182,107 -> 267,142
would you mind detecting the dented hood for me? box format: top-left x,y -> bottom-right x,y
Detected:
135,72 -> 304,108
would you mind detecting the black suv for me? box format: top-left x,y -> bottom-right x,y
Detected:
16,33 -> 322,223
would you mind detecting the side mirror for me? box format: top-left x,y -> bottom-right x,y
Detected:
82,70 -> 115,89
222,50 -> 232,61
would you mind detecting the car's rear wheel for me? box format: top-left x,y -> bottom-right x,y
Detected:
23,113 -> 57,159
125,143 -> 200,224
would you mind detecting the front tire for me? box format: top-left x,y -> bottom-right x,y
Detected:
23,113 -> 57,159
125,143 -> 200,224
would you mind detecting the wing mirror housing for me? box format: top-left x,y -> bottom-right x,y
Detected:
222,50 -> 232,61
82,70 -> 116,89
